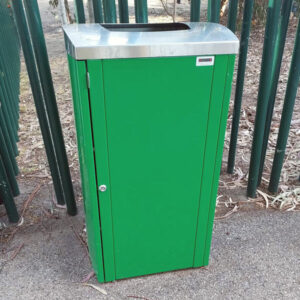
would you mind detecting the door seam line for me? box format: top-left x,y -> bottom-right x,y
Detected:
203,56 -> 231,261
85,60 -> 106,280
192,59 -> 216,267
100,61 -> 117,280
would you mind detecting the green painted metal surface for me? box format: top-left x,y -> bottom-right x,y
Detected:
247,0 -> 282,197
227,0 -> 254,173
92,0 -> 104,23
68,56 -> 104,281
190,0 -> 201,22
209,0 -> 221,23
269,16 -> 300,193
227,0 -> 239,33
0,0 -> 20,222
118,0 -> 129,23
103,0 -> 117,23
68,53 -> 235,282
134,0 -> 148,23
96,56 -> 215,280
74,0 -> 86,23
12,0 -> 77,215
23,0 -> 76,214
202,55 -> 235,264
258,0 -> 293,185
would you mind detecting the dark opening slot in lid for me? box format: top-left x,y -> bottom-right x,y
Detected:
101,23 -> 190,32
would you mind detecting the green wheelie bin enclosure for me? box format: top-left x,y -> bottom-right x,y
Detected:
63,22 -> 239,283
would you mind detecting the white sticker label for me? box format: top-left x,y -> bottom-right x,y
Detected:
196,56 -> 214,66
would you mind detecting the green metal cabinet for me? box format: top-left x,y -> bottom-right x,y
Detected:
64,22 -> 239,282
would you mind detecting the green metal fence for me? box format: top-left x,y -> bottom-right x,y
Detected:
0,0 -> 77,222
73,0 -> 300,197
1,0 -> 300,223
12,0 -> 77,216
0,1 -> 20,222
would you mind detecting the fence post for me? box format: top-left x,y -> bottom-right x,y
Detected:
247,0 -> 281,197
0,27 -> 20,146
103,0 -> 117,23
207,0 -> 211,21
134,0 -> 148,23
0,1 -> 21,222
227,0 -> 239,33
74,0 -> 86,23
11,0 -> 77,215
0,90 -> 18,156
209,0 -> 221,23
0,109 -> 18,169
0,60 -> 19,131
190,0 -> 201,22
0,67 -> 19,138
258,0 -> 293,185
0,127 -> 19,196
0,153 -> 19,223
118,0 -> 129,23
268,17 -> 300,193
23,0 -> 77,215
227,0 -> 254,174
92,0 -> 104,23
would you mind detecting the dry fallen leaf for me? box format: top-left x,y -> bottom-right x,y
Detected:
82,283 -> 107,295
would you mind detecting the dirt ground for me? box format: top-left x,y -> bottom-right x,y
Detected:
0,1 -> 300,299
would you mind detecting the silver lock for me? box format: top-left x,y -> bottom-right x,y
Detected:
99,185 -> 107,192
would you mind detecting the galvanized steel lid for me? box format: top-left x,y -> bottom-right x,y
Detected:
63,22 -> 239,60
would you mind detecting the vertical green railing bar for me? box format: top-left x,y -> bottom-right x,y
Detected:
92,0 -> 104,23
0,59 -> 19,128
23,0 -> 77,215
11,0 -> 64,205
247,0 -> 281,197
209,0 -> 221,22
190,0 -> 201,22
75,0 -> 86,23
258,0 -> 293,185
0,87 -> 18,156
0,1 -> 21,222
0,106 -> 18,168
12,0 -> 77,215
0,30 -> 19,139
134,0 -> 148,23
103,0 -> 117,23
118,0 -> 129,23
0,127 -> 19,197
207,0 -> 211,21
227,0 -> 254,174
227,0 -> 239,33
0,154 -> 19,223
0,64 -> 18,140
0,86 -> 18,156
269,17 -> 300,193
